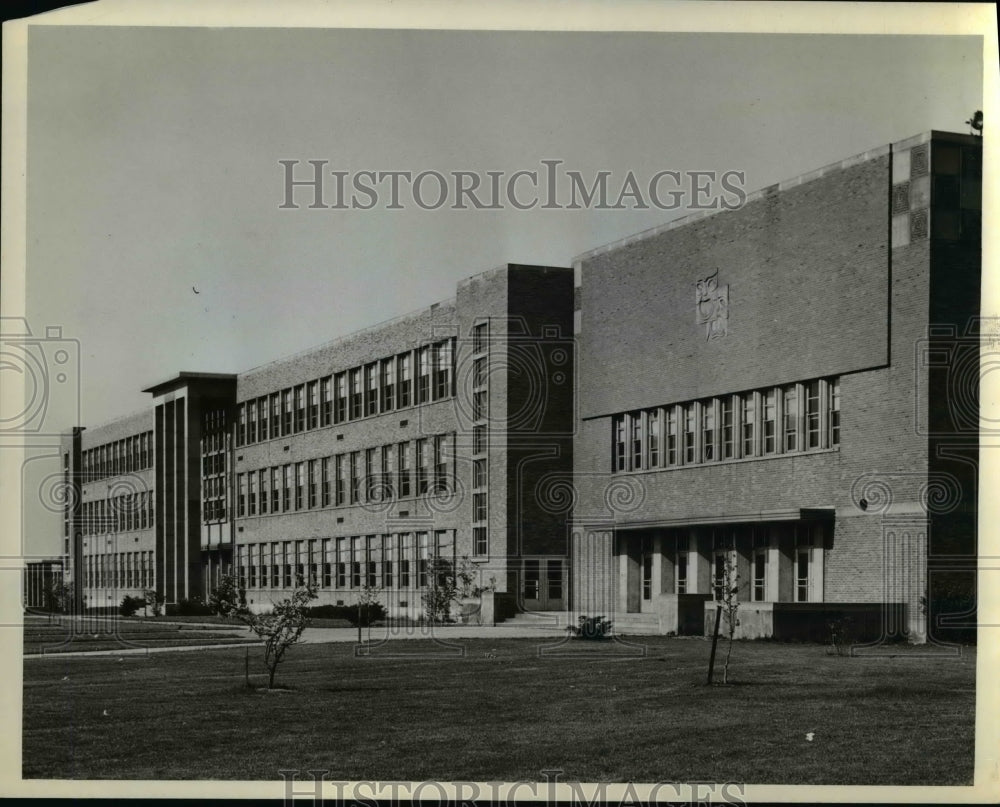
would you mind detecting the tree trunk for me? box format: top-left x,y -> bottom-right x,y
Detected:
723,636 -> 734,684
268,663 -> 276,690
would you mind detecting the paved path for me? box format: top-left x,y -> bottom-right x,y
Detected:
24,621 -> 576,658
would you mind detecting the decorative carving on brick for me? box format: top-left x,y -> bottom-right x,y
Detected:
910,208 -> 928,240
695,270 -> 728,340
910,144 -> 929,177
892,182 -> 910,214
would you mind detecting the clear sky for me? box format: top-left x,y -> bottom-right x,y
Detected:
26,28 -> 982,426
19,25 -> 984,554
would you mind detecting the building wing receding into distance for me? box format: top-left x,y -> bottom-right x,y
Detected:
58,131 -> 981,643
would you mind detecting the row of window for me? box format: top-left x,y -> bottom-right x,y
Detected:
235,531 -> 459,591
633,526 -> 818,603
233,433 -> 456,519
235,339 -> 455,447
613,377 -> 840,472
83,550 -> 155,590
471,322 -> 489,557
81,432 -> 153,482
80,493 -> 155,536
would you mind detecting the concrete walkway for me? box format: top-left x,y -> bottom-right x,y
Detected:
24,621 -> 575,658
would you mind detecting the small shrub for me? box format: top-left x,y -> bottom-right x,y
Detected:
176,597 -> 214,616
119,595 -> 145,617
305,602 -> 385,627
142,589 -> 163,617
567,615 -> 613,640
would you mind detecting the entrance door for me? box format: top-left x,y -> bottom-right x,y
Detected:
521,557 -> 567,610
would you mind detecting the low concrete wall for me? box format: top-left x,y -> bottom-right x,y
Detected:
703,601 -> 908,642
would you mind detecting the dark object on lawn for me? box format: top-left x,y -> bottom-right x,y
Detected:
567,615 -> 613,640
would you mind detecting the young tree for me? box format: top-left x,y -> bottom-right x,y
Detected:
720,553 -> 741,684
142,588 -> 163,617
212,573 -> 317,690
421,555 -> 457,623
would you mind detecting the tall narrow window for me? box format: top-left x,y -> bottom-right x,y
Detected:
320,376 -> 333,427
295,462 -> 305,510
308,380 -> 319,430
741,394 -> 756,458
666,406 -> 678,466
351,536 -> 362,588
365,363 -> 379,417
397,442 -> 411,497
400,534 -> 412,588
282,389 -> 293,436
473,321 -> 488,353
308,459 -> 318,508
473,526 -> 488,557
283,465 -> 292,512
433,433 -> 449,493
473,357 -> 486,388
648,408 -> 660,468
397,353 -> 412,408
237,473 -> 246,517
270,392 -> 281,437
349,452 -> 360,504
336,537 -> 347,588
713,552 -> 727,601
753,549 -> 767,601
259,469 -> 268,514
676,549 -> 688,594
381,358 -> 395,412
783,384 -> 799,452
796,549 -> 810,602
435,340 -> 452,399
258,397 -> 269,441
416,439 -> 429,494
381,445 -> 394,499
417,346 -> 431,404
806,380 -> 821,449
321,457 -> 331,507
350,368 -> 363,420
365,448 -> 377,502
630,412 -> 642,470
702,400 -> 715,462
683,404 -> 697,464
334,373 -> 348,423
763,389 -> 777,455
237,404 -> 246,447
641,536 -> 653,600
271,467 -> 281,513
721,397 -> 734,459
473,424 -> 486,455
247,402 -> 257,444
829,378 -> 841,446
335,454 -> 346,506
612,414 -> 626,472
248,472 -> 257,516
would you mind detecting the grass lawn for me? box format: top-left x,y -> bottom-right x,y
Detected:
22,636 -> 975,784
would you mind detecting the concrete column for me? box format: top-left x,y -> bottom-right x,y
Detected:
689,529 -> 711,596
657,532 -> 675,594
618,539 -> 629,616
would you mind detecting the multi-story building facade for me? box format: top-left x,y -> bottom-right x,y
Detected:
61,265 -> 575,620
569,130 -> 981,643
59,131 -> 980,643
